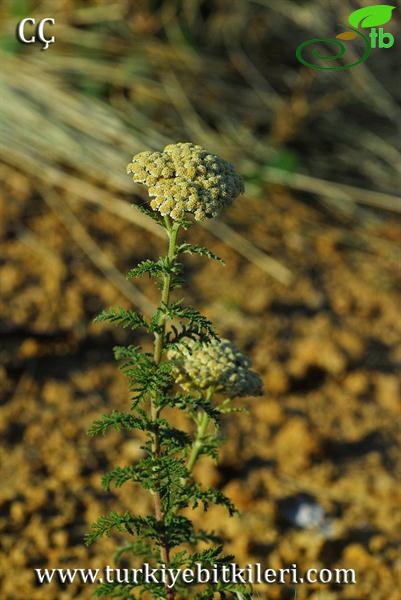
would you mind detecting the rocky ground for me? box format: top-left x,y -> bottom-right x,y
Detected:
1,174 -> 400,599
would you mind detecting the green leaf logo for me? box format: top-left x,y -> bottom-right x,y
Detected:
348,5 -> 395,29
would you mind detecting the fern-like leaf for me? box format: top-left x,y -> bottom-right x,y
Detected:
88,411 -> 146,436
158,393 -> 221,425
94,307 -> 147,331
113,540 -> 157,563
162,301 -> 217,347
84,512 -> 137,545
112,346 -> 173,404
178,243 -> 225,265
127,258 -> 179,281
132,202 -> 163,226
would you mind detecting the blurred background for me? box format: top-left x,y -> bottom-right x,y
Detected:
0,1 -> 400,598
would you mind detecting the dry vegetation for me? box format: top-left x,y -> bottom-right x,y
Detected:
0,1 -> 400,599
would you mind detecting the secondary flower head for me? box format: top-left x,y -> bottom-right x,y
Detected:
126,142 -> 244,221
167,338 -> 263,398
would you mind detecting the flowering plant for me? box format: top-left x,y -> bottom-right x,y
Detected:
85,143 -> 262,599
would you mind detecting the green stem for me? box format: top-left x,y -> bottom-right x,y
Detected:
186,411 -> 210,473
153,218 -> 180,367
151,217 -> 180,600
186,388 -> 214,473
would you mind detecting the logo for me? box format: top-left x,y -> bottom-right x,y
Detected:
296,5 -> 395,70
16,18 -> 55,51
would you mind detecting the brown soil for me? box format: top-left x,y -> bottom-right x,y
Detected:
1,177 -> 400,599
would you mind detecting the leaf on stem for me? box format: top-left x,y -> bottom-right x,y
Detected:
132,202 -> 164,226
84,511 -> 138,545
127,257 -> 179,281
162,301 -> 217,347
88,411 -> 146,436
94,307 -> 148,330
178,243 -> 225,265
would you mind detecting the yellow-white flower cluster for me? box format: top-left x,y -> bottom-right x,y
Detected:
168,338 -> 263,398
127,142 -> 244,221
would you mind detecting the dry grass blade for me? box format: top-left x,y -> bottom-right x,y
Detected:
70,195 -> 164,239
203,220 -> 293,285
263,168 -> 401,214
40,188 -> 154,315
